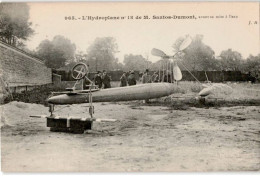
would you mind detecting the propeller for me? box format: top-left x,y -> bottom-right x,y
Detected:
151,48 -> 168,58
151,35 -> 192,81
179,35 -> 193,51
152,35 -> 192,58
173,61 -> 182,81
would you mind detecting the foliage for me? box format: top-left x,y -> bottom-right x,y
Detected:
172,35 -> 216,71
149,58 -> 173,72
123,54 -> 152,72
86,37 -> 120,72
36,35 -> 76,69
4,84 -> 67,105
219,49 -> 243,71
75,51 -> 88,63
0,3 -> 34,46
242,54 -> 260,75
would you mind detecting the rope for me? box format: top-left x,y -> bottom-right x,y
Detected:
178,61 -> 202,84
205,71 -> 209,82
159,61 -> 161,82
170,61 -> 173,83
166,60 -> 168,83
162,60 -> 165,83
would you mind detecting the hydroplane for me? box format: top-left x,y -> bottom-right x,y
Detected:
46,35 -> 193,111
31,35 -> 231,133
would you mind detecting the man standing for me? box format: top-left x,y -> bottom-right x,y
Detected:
127,70 -> 137,86
142,69 -> 152,84
94,71 -> 103,89
142,69 -> 151,103
120,72 -> 127,87
102,70 -> 112,89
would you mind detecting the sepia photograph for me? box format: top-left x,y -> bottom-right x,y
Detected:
0,1 -> 259,172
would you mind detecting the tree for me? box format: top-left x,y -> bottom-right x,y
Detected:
219,49 -> 243,71
123,54 -> 152,72
75,51 -> 88,63
172,35 -> 217,71
115,62 -> 124,71
61,51 -> 88,71
0,3 -> 34,46
86,37 -> 120,72
36,35 -> 76,69
149,58 -> 173,72
242,54 -> 260,75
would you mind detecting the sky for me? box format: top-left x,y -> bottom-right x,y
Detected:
25,2 -> 259,63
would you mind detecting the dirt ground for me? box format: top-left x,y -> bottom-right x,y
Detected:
1,100 -> 259,172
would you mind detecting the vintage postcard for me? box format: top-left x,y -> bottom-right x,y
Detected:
0,1 -> 259,172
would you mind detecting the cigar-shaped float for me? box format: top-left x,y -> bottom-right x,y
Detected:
47,83 -> 176,105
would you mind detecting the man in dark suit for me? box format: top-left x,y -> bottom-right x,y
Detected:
102,70 -> 111,89
94,71 -> 103,89
120,72 -> 127,87
127,70 -> 137,86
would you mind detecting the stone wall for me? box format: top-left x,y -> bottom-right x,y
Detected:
0,42 -> 52,88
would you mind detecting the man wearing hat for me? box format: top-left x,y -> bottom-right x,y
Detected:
127,70 -> 136,86
120,72 -> 127,87
142,69 -> 152,84
102,70 -> 112,89
94,71 -> 103,89
142,69 -> 152,103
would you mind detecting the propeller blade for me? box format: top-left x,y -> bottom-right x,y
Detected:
173,61 -> 182,81
179,35 -> 192,51
162,55 -> 171,59
151,48 -> 167,57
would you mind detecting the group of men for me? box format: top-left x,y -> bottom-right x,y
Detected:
84,70 -> 111,89
119,70 -> 136,87
85,69 -> 173,90
119,69 -> 173,87
142,69 -> 174,84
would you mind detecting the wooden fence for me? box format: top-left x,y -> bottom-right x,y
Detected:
53,70 -> 255,82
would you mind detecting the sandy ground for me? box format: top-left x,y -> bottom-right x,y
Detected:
1,101 -> 260,172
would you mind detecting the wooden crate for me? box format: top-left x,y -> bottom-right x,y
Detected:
47,116 -> 93,134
